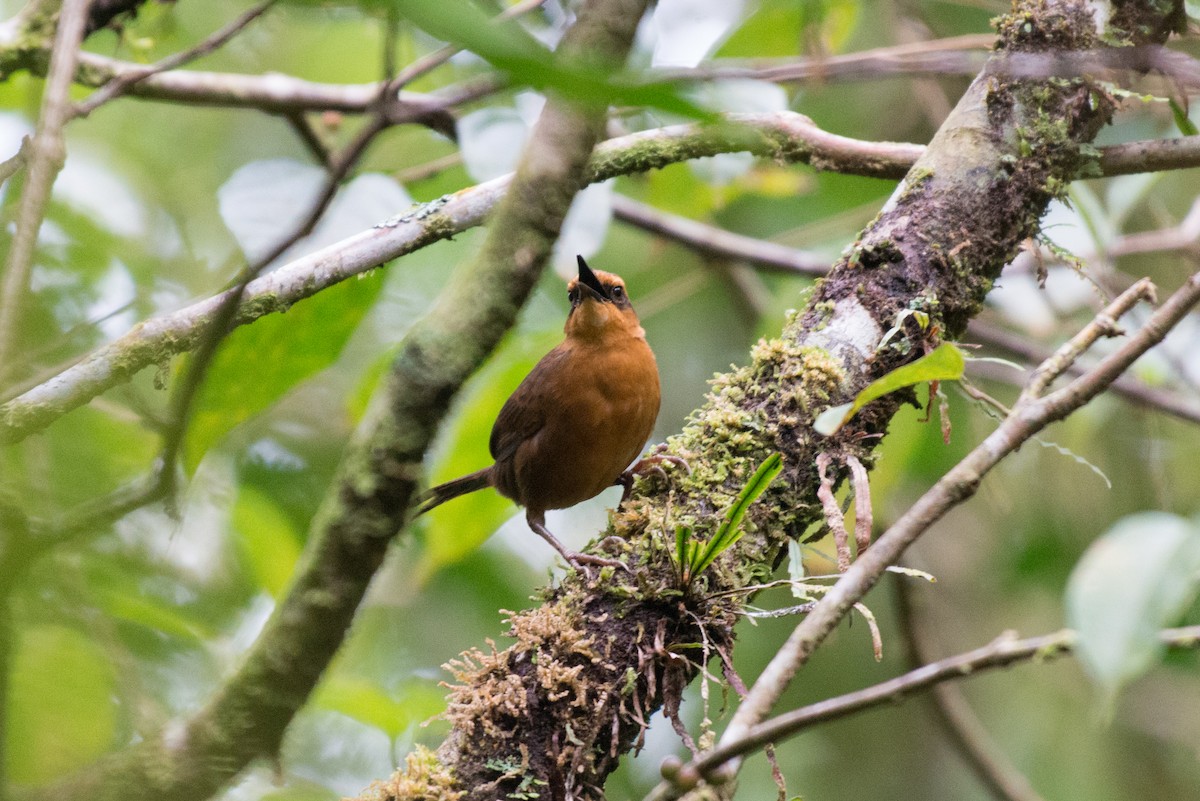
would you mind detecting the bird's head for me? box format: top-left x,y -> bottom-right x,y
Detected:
565,255 -> 644,342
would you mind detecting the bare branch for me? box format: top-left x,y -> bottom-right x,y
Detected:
966,320 -> 1200,425
1018,278 -> 1155,403
683,272 -> 1200,799
657,34 -> 995,85
72,50 -> 500,125
1105,197 -> 1200,259
611,194 -> 829,276
1100,136 -> 1200,177
652,624 -> 1200,797
0,0 -> 90,384
74,0 -> 279,117
895,577 -> 1049,801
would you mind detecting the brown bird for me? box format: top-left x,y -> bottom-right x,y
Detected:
417,256 -> 671,570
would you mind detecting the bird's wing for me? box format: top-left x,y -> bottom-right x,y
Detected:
489,345 -> 569,462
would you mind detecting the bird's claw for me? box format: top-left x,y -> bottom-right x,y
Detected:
617,451 -> 692,505
566,550 -> 631,577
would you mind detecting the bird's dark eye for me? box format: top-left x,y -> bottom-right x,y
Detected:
611,285 -> 625,300
568,287 -> 579,304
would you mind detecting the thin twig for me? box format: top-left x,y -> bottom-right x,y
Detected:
649,625 -> 1200,797
74,0 -> 279,117
394,151 -> 463,184
650,272 -> 1200,800
895,575 -> 1048,801
958,375 -> 1013,417
611,194 -> 829,276
966,320 -> 1200,425
1018,278 -> 1154,404
286,111 -> 336,170
0,136 -> 29,187
25,466 -> 170,556
1105,197 -> 1200,259
655,34 -> 995,85
0,0 -> 91,386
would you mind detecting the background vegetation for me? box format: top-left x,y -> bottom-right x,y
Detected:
1,0 -> 1198,799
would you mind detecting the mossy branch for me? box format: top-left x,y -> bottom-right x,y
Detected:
352,1 -> 1186,799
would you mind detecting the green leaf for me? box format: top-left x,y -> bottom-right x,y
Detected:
1065,512 -> 1200,699
815,343 -> 966,436
93,586 -> 210,642
690,453 -> 783,577
393,0 -> 713,120
183,270 -> 384,473
314,676 -> 445,739
9,405 -> 158,510
6,626 -> 119,783
233,486 -> 304,597
1169,98 -> 1199,136
674,524 -> 695,581
787,539 -> 807,597
717,4 -> 803,58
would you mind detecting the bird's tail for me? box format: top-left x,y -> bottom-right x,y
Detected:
416,468 -> 492,516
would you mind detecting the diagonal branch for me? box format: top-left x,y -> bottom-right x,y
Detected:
71,51 -> 500,124
654,624 -> 1200,794
74,0 -> 279,117
611,194 -> 829,276
693,272 -> 1199,798
895,577 -> 1048,801
0,0 -> 90,384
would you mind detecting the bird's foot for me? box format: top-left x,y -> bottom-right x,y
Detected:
617,448 -> 691,505
565,549 -> 631,576
528,512 -> 631,576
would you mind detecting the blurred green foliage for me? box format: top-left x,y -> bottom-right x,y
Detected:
0,1 -> 1198,800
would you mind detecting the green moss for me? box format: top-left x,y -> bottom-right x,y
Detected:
361,745 -> 464,801
236,292 -> 285,321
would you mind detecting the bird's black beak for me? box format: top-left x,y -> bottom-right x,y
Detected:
576,255 -> 608,302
